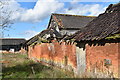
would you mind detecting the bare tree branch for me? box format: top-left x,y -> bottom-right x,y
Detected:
0,0 -> 18,38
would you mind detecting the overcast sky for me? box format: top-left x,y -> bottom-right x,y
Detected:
2,0 -> 119,40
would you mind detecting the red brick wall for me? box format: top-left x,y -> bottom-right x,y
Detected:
28,41 -> 119,77
86,43 -> 119,77
28,41 -> 77,72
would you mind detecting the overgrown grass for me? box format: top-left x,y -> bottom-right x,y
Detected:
2,53 -> 75,78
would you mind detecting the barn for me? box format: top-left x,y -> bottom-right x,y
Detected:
70,3 -> 120,78
47,13 -> 95,36
0,38 -> 26,52
25,3 -> 120,78
25,14 -> 96,75
25,14 -> 95,46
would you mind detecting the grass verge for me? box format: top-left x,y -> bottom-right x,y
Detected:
2,53 -> 74,78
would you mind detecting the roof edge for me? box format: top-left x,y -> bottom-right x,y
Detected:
52,13 -> 96,18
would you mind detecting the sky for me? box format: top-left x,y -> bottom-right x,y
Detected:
1,0 -> 119,40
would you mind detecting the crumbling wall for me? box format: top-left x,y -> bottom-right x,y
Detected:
28,41 -> 119,78
86,43 -> 119,78
28,41 -> 77,73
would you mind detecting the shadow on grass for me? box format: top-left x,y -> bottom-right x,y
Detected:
2,53 -> 74,78
2,62 -> 52,78
2,62 -> 74,78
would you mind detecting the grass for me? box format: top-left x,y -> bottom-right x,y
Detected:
2,53 -> 75,78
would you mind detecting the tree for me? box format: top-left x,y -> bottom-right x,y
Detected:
0,0 -> 17,38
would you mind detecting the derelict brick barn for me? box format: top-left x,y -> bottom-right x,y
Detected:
26,3 -> 120,78
25,13 -> 95,43
70,3 -> 120,78
0,38 -> 26,52
47,13 -> 95,36
25,14 -> 95,74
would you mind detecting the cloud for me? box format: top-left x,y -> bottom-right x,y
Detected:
3,0 -> 107,23
70,0 -> 119,2
0,0 -> 23,25
20,0 -> 64,22
5,0 -> 64,23
62,3 -> 106,16
18,30 -> 39,39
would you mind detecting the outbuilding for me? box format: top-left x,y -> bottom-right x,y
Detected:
0,38 -> 26,52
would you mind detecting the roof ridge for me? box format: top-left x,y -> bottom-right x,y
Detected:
113,2 -> 120,7
52,13 -> 96,17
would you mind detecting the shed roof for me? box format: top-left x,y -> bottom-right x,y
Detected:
26,28 -> 62,45
39,28 -> 62,38
71,3 -> 120,41
0,38 -> 26,45
48,13 -> 96,29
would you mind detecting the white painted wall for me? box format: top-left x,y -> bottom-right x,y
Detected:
76,44 -> 86,75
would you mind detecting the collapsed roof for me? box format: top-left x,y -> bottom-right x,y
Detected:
25,28 -> 62,45
70,3 -> 120,41
26,14 -> 96,45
